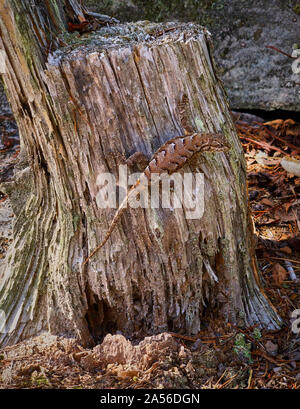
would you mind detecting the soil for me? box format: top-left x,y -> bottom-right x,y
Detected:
0,112 -> 299,389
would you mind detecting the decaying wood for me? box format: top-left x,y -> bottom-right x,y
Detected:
83,131 -> 230,266
0,0 -> 282,347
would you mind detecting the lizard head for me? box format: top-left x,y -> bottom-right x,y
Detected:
204,133 -> 230,152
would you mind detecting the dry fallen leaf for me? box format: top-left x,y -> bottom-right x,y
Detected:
261,198 -> 274,207
264,119 -> 284,129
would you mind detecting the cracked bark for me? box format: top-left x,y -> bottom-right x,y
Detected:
0,0 -> 282,347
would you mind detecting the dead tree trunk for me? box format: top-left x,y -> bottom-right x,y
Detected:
0,0 -> 282,347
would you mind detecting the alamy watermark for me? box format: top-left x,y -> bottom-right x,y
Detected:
95,165 -> 205,219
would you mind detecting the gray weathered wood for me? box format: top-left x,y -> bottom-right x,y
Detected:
0,1 -> 282,347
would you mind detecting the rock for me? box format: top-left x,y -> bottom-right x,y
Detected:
289,351 -> 300,361
213,1 -> 299,112
191,338 -> 204,351
265,340 -> 278,356
1,1 -> 299,140
84,0 -> 300,112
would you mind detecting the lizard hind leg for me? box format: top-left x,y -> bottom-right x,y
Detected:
177,93 -> 195,136
82,181 -> 144,266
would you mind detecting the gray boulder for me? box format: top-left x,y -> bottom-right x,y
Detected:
86,0 -> 300,112
1,0 -> 299,120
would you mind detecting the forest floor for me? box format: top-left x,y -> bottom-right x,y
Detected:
0,112 -> 299,389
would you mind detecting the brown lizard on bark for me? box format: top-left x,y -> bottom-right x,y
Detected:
83,97 -> 230,266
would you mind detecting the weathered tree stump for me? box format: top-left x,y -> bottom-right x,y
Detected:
0,1 -> 282,347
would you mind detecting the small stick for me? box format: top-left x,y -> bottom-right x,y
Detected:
266,256 -> 300,264
0,115 -> 14,121
265,45 -> 297,59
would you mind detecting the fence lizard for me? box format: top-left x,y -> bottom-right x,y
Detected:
83,97 -> 230,266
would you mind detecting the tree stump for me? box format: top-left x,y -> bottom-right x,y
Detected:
0,1 -> 282,347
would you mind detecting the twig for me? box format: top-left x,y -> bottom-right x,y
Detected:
0,115 -> 14,121
247,368 -> 253,389
263,128 -> 300,153
149,26 -> 179,38
219,373 -> 238,389
215,369 -> 228,388
265,45 -> 297,59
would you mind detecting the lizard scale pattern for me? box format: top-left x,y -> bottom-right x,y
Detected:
83,132 -> 230,266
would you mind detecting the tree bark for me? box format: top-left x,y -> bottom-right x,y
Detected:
0,0 -> 282,347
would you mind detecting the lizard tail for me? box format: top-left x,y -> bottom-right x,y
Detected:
82,182 -> 140,266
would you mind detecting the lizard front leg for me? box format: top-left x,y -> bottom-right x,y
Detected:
106,150 -> 149,173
